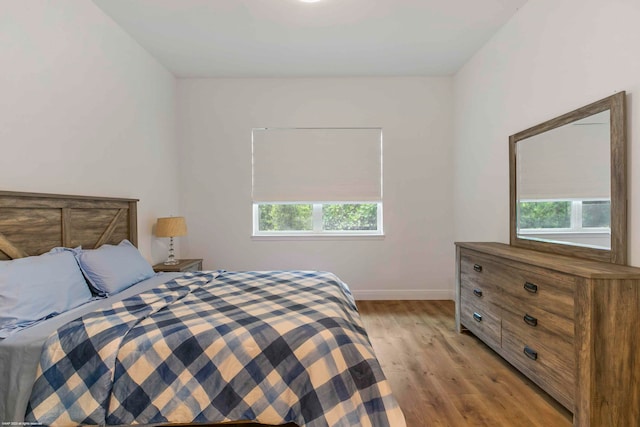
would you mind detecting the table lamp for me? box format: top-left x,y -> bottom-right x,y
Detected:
155,216 -> 187,265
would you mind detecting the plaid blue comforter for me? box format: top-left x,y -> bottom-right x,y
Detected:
25,271 -> 405,426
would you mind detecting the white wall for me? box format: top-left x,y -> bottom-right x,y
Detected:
178,77 -> 454,299
1,0 -> 178,263
453,0 -> 640,265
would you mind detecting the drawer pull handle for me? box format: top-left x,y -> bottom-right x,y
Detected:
523,346 -> 538,361
524,282 -> 538,293
473,264 -> 483,272
473,312 -> 482,322
473,289 -> 483,298
523,314 -> 538,327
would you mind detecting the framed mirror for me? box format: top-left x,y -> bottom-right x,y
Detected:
509,92 -> 627,264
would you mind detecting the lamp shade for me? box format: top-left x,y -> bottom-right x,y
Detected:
156,217 -> 187,237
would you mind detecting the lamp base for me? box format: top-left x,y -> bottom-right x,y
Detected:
164,236 -> 179,265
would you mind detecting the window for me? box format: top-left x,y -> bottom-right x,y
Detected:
581,200 -> 610,228
254,202 -> 382,235
518,199 -> 611,232
252,128 -> 383,236
518,201 -> 571,229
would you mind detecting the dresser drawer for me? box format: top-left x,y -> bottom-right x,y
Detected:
460,249 -> 506,279
460,272 -> 500,306
502,323 -> 575,411
460,293 -> 501,349
502,307 -> 574,364
459,250 -> 503,305
500,265 -> 575,320
501,298 -> 574,340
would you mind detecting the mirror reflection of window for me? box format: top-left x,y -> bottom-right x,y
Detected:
516,110 -> 611,250
582,200 -> 611,228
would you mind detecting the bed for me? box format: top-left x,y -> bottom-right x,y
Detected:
0,191 -> 405,427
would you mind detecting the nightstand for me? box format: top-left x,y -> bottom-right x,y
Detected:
153,258 -> 203,273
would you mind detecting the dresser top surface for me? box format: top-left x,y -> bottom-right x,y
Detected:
456,242 -> 640,279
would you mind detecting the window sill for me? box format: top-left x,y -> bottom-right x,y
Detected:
519,229 -> 610,235
251,234 -> 385,241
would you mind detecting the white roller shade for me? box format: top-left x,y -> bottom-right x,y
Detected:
517,114 -> 610,200
252,128 -> 382,202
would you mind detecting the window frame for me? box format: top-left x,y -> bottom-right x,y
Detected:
252,202 -> 384,237
517,198 -> 611,235
251,126 -> 384,238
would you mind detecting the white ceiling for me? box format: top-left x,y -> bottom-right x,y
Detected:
93,0 -> 528,78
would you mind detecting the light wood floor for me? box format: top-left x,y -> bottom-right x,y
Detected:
357,300 -> 573,427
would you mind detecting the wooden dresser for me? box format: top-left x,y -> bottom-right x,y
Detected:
455,242 -> 640,426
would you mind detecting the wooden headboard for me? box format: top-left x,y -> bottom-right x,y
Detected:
0,191 -> 138,260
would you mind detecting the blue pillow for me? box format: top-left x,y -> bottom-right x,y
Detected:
75,239 -> 154,296
0,250 -> 93,337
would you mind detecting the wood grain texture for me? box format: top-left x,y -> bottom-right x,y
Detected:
94,208 -> 126,248
459,292 -> 501,348
358,300 -> 572,427
459,245 -> 576,409
153,259 -> 203,273
128,201 -> 138,247
454,245 -> 463,333
457,242 -> 640,279
0,231 -> 29,259
61,207 -> 72,247
459,252 -> 502,305
501,316 -> 575,410
582,278 -> 640,426
68,208 -> 129,248
509,91 -> 627,265
609,92 -> 628,264
573,277 -> 593,427
0,208 -> 62,259
0,191 -> 138,259
456,242 -> 640,426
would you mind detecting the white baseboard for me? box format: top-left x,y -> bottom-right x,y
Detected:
352,289 -> 455,301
